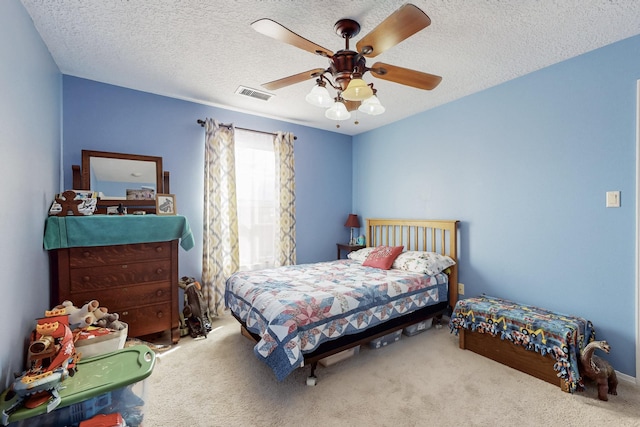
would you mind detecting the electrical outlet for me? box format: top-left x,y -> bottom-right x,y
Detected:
606,191 -> 620,208
458,283 -> 465,295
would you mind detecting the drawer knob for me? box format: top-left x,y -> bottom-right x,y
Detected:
156,268 -> 163,274
156,311 -> 164,319
155,246 -> 164,253
83,276 -> 90,282
156,289 -> 163,297
121,264 -> 128,269
122,311 -> 129,316
82,251 -> 91,258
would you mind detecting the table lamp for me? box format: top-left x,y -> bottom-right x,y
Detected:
344,214 -> 360,245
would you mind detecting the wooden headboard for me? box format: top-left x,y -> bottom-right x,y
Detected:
366,218 -> 459,309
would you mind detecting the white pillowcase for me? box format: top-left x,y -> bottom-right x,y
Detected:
392,251 -> 456,276
347,247 -> 375,262
348,248 -> 455,276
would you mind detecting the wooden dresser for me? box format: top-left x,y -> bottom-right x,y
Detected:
45,215 -> 194,345
50,240 -> 180,343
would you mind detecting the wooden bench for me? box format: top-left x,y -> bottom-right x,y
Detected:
450,295 -> 595,393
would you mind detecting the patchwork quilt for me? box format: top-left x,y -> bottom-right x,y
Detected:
449,295 -> 596,392
225,260 -> 448,381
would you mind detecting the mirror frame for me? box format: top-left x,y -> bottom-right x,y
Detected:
75,150 -> 167,213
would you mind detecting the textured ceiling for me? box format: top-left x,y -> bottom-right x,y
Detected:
20,0 -> 640,135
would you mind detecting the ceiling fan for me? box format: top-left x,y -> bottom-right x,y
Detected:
251,3 -> 442,124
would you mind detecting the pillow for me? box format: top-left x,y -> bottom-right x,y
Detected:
392,251 -> 455,276
362,246 -> 404,270
347,247 -> 375,262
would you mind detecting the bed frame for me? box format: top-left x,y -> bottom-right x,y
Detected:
237,218 -> 459,384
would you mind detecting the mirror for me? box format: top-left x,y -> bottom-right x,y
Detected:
73,150 -> 168,213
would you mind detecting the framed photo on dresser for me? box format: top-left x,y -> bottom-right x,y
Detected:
156,194 -> 176,215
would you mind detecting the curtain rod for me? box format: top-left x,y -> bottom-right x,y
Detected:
196,119 -> 296,140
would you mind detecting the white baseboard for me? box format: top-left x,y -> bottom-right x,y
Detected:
616,370 -> 637,386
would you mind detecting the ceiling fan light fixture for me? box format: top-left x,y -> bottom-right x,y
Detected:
358,94 -> 385,115
305,84 -> 333,108
342,78 -> 374,101
325,100 -> 351,121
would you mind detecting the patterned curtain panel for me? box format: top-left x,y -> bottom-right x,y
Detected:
202,119 -> 239,317
273,132 -> 296,266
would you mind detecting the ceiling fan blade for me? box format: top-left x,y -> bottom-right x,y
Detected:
356,4 -> 431,58
369,62 -> 442,90
262,68 -> 326,91
251,19 -> 334,57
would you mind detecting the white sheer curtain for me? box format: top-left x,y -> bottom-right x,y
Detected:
235,129 -> 277,270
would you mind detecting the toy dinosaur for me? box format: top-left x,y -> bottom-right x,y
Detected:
579,340 -> 618,401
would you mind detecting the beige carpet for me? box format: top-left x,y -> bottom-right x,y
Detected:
143,314 -> 640,427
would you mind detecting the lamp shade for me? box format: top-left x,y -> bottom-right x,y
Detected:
358,94 -> 386,115
342,78 -> 374,101
325,100 -> 351,120
344,214 -> 360,228
305,84 -> 333,108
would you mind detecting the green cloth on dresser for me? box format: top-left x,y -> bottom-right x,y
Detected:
43,215 -> 194,250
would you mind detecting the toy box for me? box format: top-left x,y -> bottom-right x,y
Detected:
368,330 -> 402,349
403,318 -> 433,336
318,346 -> 360,367
75,324 -> 128,359
1,345 -> 154,427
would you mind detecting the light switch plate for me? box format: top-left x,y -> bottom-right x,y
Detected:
606,191 -> 620,208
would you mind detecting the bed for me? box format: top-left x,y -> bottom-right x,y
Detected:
224,218 -> 459,383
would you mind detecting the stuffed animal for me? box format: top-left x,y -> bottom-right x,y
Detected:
95,311 -> 127,331
90,305 -> 126,331
579,340 -> 618,401
55,300 -> 100,330
178,276 -> 212,338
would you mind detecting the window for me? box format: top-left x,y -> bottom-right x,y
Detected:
235,129 -> 276,271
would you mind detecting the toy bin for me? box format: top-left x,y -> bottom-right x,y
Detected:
319,346 -> 360,367
0,345 -> 154,427
403,318 -> 433,336
368,330 -> 402,349
75,324 -> 128,359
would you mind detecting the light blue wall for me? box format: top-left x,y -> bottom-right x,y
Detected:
353,34 -> 640,376
0,1 -> 61,388
62,76 -> 353,276
5,0 -> 638,388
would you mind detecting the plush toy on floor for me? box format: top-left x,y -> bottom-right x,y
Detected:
579,340 -> 618,401
178,276 -> 212,338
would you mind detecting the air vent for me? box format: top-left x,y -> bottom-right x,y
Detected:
235,86 -> 273,101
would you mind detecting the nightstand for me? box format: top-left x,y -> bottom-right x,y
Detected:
337,243 -> 365,259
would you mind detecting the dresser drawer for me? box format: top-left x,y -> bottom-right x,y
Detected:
69,259 -> 172,292
69,242 -> 171,267
120,303 -> 174,337
70,282 -> 172,311
51,239 -> 180,343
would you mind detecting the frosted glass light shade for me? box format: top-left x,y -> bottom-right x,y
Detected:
325,101 -> 351,120
342,78 -> 374,101
305,85 -> 333,108
358,95 -> 386,115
